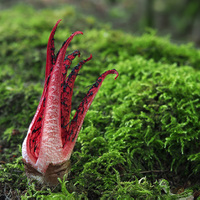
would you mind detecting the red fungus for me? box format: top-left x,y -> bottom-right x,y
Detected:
22,20 -> 119,185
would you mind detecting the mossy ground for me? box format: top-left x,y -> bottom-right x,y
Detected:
1,4 -> 200,199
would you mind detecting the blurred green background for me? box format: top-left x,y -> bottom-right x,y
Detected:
1,0 -> 200,45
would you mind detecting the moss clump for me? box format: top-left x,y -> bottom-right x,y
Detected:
1,4 -> 200,199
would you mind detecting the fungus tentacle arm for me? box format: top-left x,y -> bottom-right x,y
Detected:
46,19 -> 61,80
63,69 -> 119,160
61,55 -> 93,145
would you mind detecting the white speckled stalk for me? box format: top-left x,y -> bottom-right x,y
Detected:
36,64 -> 63,173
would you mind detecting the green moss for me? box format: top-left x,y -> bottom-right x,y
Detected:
1,3 -> 200,199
